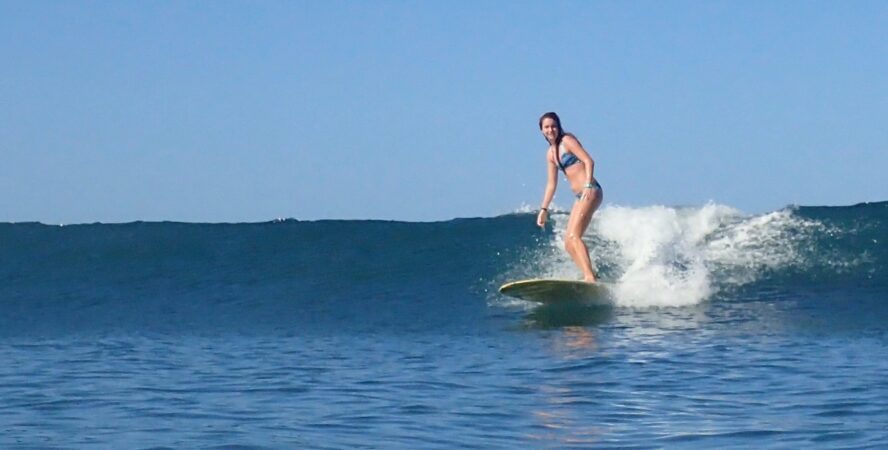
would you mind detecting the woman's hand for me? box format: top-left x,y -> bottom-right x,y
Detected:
537,208 -> 548,228
580,183 -> 596,202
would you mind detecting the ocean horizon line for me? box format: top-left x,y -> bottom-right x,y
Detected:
2,199 -> 885,227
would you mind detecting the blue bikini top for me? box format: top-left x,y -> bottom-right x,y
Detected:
556,142 -> 580,172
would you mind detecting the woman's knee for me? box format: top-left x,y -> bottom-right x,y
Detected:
564,234 -> 580,251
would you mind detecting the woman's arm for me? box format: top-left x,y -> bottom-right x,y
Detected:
537,148 -> 559,227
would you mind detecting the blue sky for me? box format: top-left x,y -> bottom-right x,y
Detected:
1,1 -> 885,223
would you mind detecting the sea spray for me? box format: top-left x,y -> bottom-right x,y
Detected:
703,208 -> 825,285
592,204 -> 733,307
525,203 -> 834,307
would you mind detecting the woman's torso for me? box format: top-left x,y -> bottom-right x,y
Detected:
551,141 -> 597,194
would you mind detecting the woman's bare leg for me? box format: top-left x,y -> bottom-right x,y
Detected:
565,190 -> 602,282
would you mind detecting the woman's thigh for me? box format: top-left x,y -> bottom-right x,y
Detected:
566,191 -> 602,237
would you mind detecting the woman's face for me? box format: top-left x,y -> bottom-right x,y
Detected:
540,117 -> 560,143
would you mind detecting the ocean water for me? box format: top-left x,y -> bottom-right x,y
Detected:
1,202 -> 886,449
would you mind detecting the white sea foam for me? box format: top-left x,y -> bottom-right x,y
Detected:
533,203 -> 824,308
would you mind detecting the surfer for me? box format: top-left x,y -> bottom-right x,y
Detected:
535,112 -> 603,283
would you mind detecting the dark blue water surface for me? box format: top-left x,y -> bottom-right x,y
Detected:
1,202 -> 886,448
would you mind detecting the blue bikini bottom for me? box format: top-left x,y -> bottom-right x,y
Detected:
575,181 -> 602,199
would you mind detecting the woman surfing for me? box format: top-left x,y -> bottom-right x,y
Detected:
535,112 -> 603,283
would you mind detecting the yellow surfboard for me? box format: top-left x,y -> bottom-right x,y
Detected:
498,279 -> 614,305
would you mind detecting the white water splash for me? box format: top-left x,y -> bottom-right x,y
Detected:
531,203 -> 824,308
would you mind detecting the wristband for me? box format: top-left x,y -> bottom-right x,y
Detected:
540,207 -> 548,212
584,183 -> 596,189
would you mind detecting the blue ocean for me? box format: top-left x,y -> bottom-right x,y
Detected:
2,202 -> 886,449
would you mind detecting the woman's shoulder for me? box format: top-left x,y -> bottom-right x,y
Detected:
561,133 -> 585,152
562,133 -> 581,145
